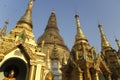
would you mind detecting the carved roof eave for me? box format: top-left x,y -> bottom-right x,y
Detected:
100,61 -> 111,73
39,42 -> 70,51
0,41 -> 36,61
63,57 -> 83,73
98,56 -> 111,73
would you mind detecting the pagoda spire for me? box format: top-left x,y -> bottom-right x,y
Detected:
71,13 -> 91,61
17,0 -> 34,29
98,22 -> 111,50
2,20 -> 8,36
7,0 -> 36,44
45,10 -> 59,31
115,38 -> 120,50
37,9 -> 68,48
74,13 -> 87,44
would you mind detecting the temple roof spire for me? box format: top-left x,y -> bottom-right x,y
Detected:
37,10 -> 68,47
45,10 -> 59,31
115,38 -> 120,50
7,0 -> 36,43
52,8 -> 55,13
3,20 -> 8,35
71,13 -> 91,61
0,20 -> 8,36
74,13 -> 87,44
98,22 -> 111,50
17,0 -> 34,28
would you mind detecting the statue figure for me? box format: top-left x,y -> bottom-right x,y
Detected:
3,70 -> 16,80
45,72 -> 53,80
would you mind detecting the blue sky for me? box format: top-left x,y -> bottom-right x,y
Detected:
0,0 -> 120,52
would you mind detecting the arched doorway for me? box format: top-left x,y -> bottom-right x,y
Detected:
0,58 -> 28,80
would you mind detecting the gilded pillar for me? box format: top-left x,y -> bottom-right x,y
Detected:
85,68 -> 91,80
28,60 -> 36,80
35,64 -> 42,80
107,74 -> 111,80
76,51 -> 79,60
78,72 -> 83,80
94,71 -> 99,80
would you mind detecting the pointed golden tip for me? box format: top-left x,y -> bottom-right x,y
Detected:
115,37 -> 119,42
98,20 -> 102,27
31,0 -> 35,2
30,0 -> 35,2
52,8 -> 55,13
28,0 -> 34,9
97,17 -> 102,27
75,13 -> 79,18
115,37 -> 120,49
17,0 -> 34,29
